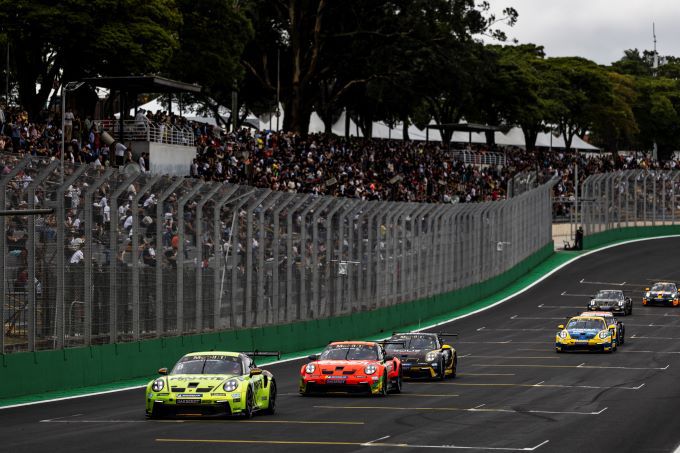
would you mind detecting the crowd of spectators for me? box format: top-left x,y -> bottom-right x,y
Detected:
1,100 -> 678,208
189,128 -> 679,205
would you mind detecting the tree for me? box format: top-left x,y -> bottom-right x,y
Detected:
166,0 -> 253,128
542,57 -> 613,151
0,0 -> 181,117
588,71 -> 638,153
632,77 -> 680,160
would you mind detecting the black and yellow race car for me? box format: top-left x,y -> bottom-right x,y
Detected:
384,332 -> 457,380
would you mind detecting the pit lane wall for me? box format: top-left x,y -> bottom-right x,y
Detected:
0,242 -> 553,400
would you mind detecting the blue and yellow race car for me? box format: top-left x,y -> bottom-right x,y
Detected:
146,351 -> 279,418
555,315 -> 618,353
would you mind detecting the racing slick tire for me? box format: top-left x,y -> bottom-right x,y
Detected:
263,380 -> 277,415
437,357 -> 446,380
620,330 -> 625,345
378,373 -> 388,397
243,388 -> 255,419
449,354 -> 458,379
390,371 -> 402,394
628,305 -> 633,316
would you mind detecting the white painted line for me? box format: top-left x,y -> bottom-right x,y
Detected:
627,323 -> 680,328
580,278 -> 626,286
463,356 -> 559,360
631,335 -> 680,340
7,234 -> 680,410
362,435 -> 391,446
475,328 -> 553,332
441,382 -> 644,391
620,350 -> 680,355
315,405 -> 606,416
537,304 -> 584,309
560,292 -> 592,298
471,363 -> 669,371
477,326 -> 486,331
510,315 -> 565,320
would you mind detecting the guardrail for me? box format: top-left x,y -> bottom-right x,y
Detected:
101,119 -> 195,146
0,154 -> 555,353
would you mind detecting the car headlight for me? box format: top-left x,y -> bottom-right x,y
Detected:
559,330 -> 568,339
151,378 -> 164,392
364,365 -> 377,375
590,300 -> 596,305
618,300 -> 624,306
305,363 -> 316,374
673,293 -> 678,299
646,291 -> 651,298
598,331 -> 610,339
223,379 -> 240,392
425,351 -> 438,362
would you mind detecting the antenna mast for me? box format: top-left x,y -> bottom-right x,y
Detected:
653,23 -> 659,73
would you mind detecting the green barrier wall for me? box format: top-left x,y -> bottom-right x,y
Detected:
0,243 -> 554,400
583,226 -> 680,250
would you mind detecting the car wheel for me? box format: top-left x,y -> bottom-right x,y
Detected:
378,373 -> 388,397
449,354 -> 457,379
437,357 -> 446,380
243,388 -> 255,419
263,380 -> 276,415
390,371 -> 402,394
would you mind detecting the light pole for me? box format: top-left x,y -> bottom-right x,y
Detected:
276,47 -> 281,131
60,81 -> 84,183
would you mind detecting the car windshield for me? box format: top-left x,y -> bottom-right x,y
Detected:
171,355 -> 243,375
595,290 -> 622,300
651,283 -> 675,292
320,344 -> 379,361
385,335 -> 437,351
567,319 -> 606,330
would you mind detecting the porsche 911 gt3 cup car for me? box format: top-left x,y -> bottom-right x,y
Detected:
555,315 -> 618,353
579,311 -> 625,346
384,332 -> 457,380
642,282 -> 680,307
146,351 -> 279,418
587,289 -> 632,315
299,341 -> 402,396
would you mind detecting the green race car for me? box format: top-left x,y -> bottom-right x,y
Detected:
145,351 -> 279,418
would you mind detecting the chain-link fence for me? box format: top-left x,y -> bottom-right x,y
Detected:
1,156 -> 555,353
581,170 -> 680,235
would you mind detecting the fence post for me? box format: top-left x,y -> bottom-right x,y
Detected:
270,193 -> 297,324
55,164 -> 88,348
194,183 -> 222,332
310,197 -> 334,317
176,181 -> 204,334
243,190 -> 272,327
0,158 -> 30,353
154,177 -> 185,336
211,185 -> 240,330
130,174 -> 161,341
255,192 -> 283,325
26,160 -> 59,351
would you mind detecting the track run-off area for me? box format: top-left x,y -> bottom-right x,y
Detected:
3,237 -> 680,452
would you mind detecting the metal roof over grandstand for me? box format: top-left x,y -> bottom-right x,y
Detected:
82,75 -> 202,94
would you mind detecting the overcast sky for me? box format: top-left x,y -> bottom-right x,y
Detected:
488,0 -> 680,65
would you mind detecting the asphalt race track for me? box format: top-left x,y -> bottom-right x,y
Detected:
3,237 -> 680,453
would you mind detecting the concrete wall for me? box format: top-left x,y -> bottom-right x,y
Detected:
132,141 -> 195,176
583,226 -> 680,250
0,243 -> 554,400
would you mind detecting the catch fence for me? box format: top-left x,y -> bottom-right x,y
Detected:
581,170 -> 680,235
1,155 -> 554,353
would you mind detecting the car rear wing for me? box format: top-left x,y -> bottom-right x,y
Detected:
241,351 -> 281,360
437,332 -> 458,337
379,341 -> 406,347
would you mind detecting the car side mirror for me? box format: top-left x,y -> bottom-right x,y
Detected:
384,355 -> 394,361
250,368 -> 263,376
557,324 -> 565,330
441,345 -> 452,350
645,287 -> 650,291
307,354 -> 318,361
608,324 -> 616,330
158,368 -> 168,375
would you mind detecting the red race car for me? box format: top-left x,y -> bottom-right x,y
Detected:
299,341 -> 402,396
